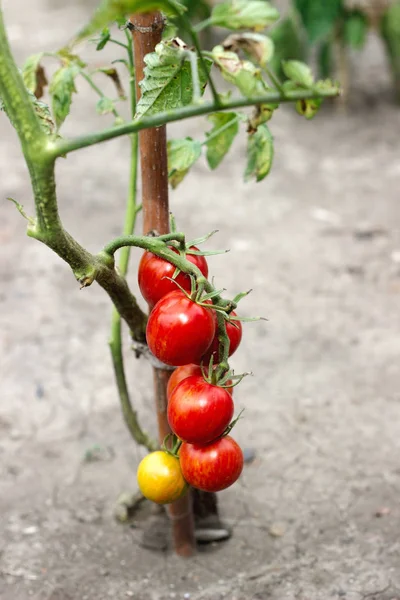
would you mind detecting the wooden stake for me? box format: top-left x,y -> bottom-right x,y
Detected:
131,11 -> 196,558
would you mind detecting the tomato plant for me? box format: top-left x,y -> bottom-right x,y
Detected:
1,0 -> 341,556
138,247 -> 208,308
137,450 -> 188,504
179,435 -> 244,493
168,375 -> 234,443
146,290 -> 216,366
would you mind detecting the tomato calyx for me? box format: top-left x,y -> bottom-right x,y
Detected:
162,433 -> 183,458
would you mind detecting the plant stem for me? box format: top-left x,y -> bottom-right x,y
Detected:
0,3 -> 147,341
52,87 -> 340,157
79,70 -> 120,118
193,17 -> 213,33
109,31 -> 155,450
263,66 -> 285,94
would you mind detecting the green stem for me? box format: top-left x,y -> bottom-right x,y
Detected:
201,115 -> 241,147
263,66 -> 284,94
109,34 -> 156,451
52,87 -> 340,157
193,17 -> 213,33
79,70 -> 119,118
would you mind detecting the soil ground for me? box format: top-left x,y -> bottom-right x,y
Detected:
1,1 -> 400,599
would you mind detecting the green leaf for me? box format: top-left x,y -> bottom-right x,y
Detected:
212,46 -> 268,97
317,40 -> 332,79
96,27 -> 111,51
211,0 -> 279,31
96,96 -> 116,115
295,97 -> 322,119
167,137 -> 202,188
245,123 -> 274,182
22,53 -> 44,94
222,32 -> 274,66
294,0 -> 341,43
49,65 -> 79,128
344,11 -> 368,49
282,60 -> 314,88
205,112 -> 239,169
380,0 -> 400,98
74,0 -> 185,44
136,40 -> 212,118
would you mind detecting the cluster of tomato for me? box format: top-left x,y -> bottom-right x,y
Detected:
136,245 -> 244,505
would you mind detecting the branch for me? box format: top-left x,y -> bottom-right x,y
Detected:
51,87 -> 340,157
0,4 -> 147,341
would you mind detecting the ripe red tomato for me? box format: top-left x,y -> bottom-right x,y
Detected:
201,311 -> 243,364
168,375 -> 234,444
146,290 -> 216,366
138,247 -> 208,308
167,364 -> 233,398
179,436 -> 244,492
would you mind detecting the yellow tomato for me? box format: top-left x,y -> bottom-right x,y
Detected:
137,451 -> 188,504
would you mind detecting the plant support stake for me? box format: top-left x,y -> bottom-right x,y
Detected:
131,10 -> 196,558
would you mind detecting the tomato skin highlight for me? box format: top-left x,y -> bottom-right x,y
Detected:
168,375 -> 234,444
137,451 -> 188,504
201,311 -> 243,364
138,247 -> 208,308
146,291 -> 216,366
179,436 -> 244,493
167,364 -> 233,399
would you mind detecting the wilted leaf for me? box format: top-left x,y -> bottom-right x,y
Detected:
248,102 -> 278,131
96,96 -> 116,114
22,53 -> 47,98
294,0 -> 341,43
74,0 -> 185,44
282,60 -> 314,88
49,65 -> 79,128
206,112 -> 239,169
222,32 -> 274,66
295,97 -> 322,119
57,48 -> 86,68
245,123 -> 274,182
97,67 -> 126,98
212,46 -> 267,97
96,27 -> 111,50
167,137 -> 202,188
136,40 -> 211,117
211,0 -> 279,31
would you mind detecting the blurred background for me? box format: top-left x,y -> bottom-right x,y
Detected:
1,1 -> 400,599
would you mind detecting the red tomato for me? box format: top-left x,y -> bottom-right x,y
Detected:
138,247 -> 208,308
146,290 -> 216,366
179,436 -> 244,493
202,311 -> 243,364
168,375 -> 234,444
167,364 -> 233,398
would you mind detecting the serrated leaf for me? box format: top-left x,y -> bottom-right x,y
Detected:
245,123 -> 274,182
136,40 -> 212,118
282,60 -> 314,88
211,0 -> 279,31
22,53 -> 45,96
74,0 -> 185,44
49,65 -> 79,128
96,96 -> 116,115
167,137 -> 202,188
294,0 -> 341,43
222,32 -> 274,66
212,46 -> 268,97
206,112 -> 239,169
96,27 -> 111,50
343,11 -> 368,49
295,98 -> 322,119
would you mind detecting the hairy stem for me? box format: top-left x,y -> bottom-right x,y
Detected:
52,87 -> 340,157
